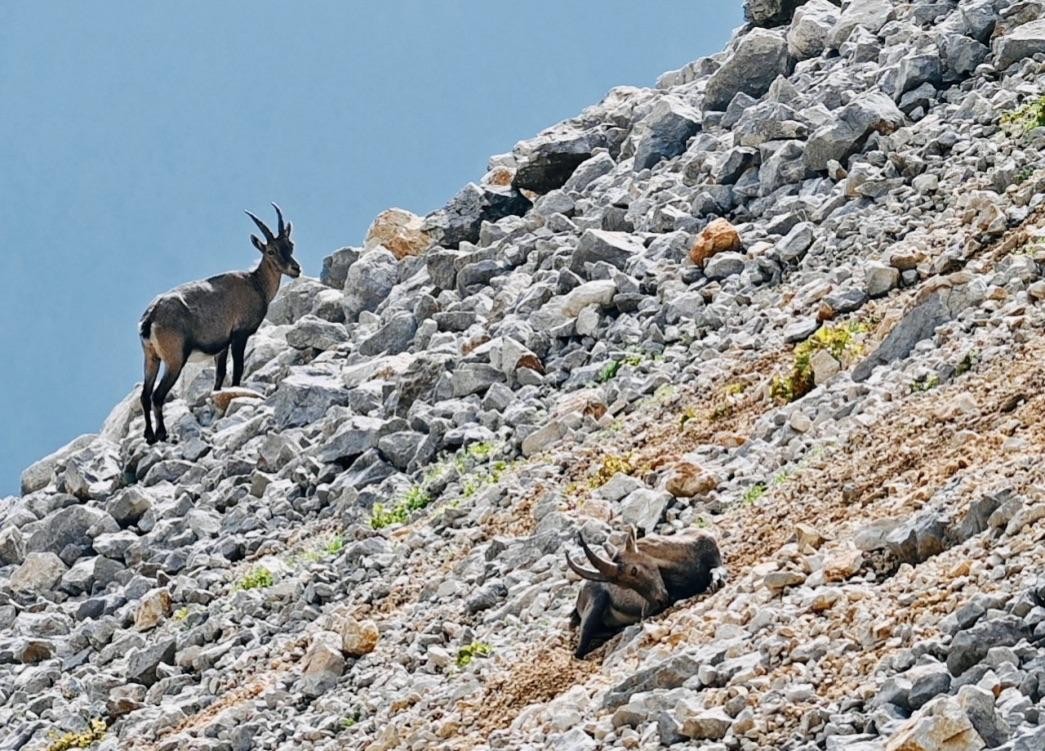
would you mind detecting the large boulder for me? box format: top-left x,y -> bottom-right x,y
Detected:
690,218 -> 742,266
704,29 -> 793,111
269,370 -> 351,429
343,248 -> 399,319
9,552 -> 67,592
631,97 -> 701,171
422,183 -> 531,249
319,246 -> 361,290
27,505 -> 119,558
268,278 -> 340,325
569,229 -> 645,276
787,0 -> 840,59
19,433 -> 96,495
512,126 -> 602,193
804,91 -> 904,171
995,19 -> 1045,70
745,0 -> 808,27
830,0 -> 895,49
364,208 -> 432,259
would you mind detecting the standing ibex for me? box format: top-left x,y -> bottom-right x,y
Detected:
138,204 -> 301,443
566,527 -> 725,658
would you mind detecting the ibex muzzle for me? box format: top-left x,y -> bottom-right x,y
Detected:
566,527 -> 725,658
138,204 -> 301,444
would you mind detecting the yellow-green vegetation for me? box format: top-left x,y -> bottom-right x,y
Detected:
456,641 -> 493,668
723,381 -> 748,396
1014,165 -> 1036,185
237,566 -> 274,591
596,359 -> 623,383
339,711 -> 361,731
595,353 -> 645,383
587,453 -> 635,489
371,485 -> 431,529
47,719 -> 107,751
174,607 -> 190,622
771,321 -> 868,403
324,535 -> 344,555
371,442 -> 517,529
1001,94 -> 1045,134
956,350 -> 979,376
679,405 -> 700,428
743,483 -> 766,505
910,373 -> 941,393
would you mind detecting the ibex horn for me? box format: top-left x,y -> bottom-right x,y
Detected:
245,210 -> 274,240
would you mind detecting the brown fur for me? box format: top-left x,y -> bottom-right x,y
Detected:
566,528 -> 724,658
139,205 -> 301,443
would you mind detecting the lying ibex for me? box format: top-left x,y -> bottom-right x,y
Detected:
566,527 -> 724,658
138,204 -> 301,443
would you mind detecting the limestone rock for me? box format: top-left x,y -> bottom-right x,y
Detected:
364,208 -> 432,259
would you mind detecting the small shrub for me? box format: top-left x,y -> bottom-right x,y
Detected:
588,453 -> 635,489
237,566 -> 274,591
1013,165 -> 1036,185
723,382 -> 748,396
679,406 -> 700,428
371,485 -> 431,529
910,373 -> 941,393
596,360 -> 623,383
743,484 -> 766,505
47,719 -> 107,751
467,441 -> 496,460
339,712 -> 361,731
956,350 -> 979,376
771,322 -> 868,403
623,353 -> 644,367
456,642 -> 493,668
1001,95 -> 1045,134
174,607 -> 190,622
325,535 -> 344,555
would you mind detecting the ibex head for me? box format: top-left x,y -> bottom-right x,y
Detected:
246,203 -> 301,278
567,528 -> 671,610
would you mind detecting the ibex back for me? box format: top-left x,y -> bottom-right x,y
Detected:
139,204 -> 301,443
566,527 -> 725,658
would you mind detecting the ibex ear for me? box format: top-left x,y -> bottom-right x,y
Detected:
625,527 -> 639,552
283,221 -> 293,238
251,234 -> 265,252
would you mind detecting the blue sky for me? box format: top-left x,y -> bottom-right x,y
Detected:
0,2 -> 742,495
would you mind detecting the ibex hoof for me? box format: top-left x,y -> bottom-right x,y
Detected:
144,429 -> 157,445
709,566 -> 728,592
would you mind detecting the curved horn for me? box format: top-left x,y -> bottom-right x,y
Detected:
566,554 -> 609,582
245,210 -> 274,240
578,531 -> 618,579
271,202 -> 285,236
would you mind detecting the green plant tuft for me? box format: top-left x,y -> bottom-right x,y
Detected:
456,641 -> 493,668
237,566 -> 274,591
910,373 -> 941,393
771,322 -> 868,403
47,719 -> 107,751
743,483 -> 766,505
1001,95 -> 1045,135
596,360 -> 623,383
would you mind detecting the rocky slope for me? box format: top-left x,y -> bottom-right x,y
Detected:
4,1 -> 1045,750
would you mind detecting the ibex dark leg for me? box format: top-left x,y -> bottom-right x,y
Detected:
151,353 -> 186,443
575,591 -> 611,659
141,346 -> 161,444
230,333 -> 249,387
213,345 -> 229,391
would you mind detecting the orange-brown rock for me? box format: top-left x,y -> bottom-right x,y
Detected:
690,218 -> 742,266
212,388 -> 264,415
364,208 -> 432,260
664,461 -> 719,498
482,166 -> 515,187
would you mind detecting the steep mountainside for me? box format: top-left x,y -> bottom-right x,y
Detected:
4,1 -> 1045,750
